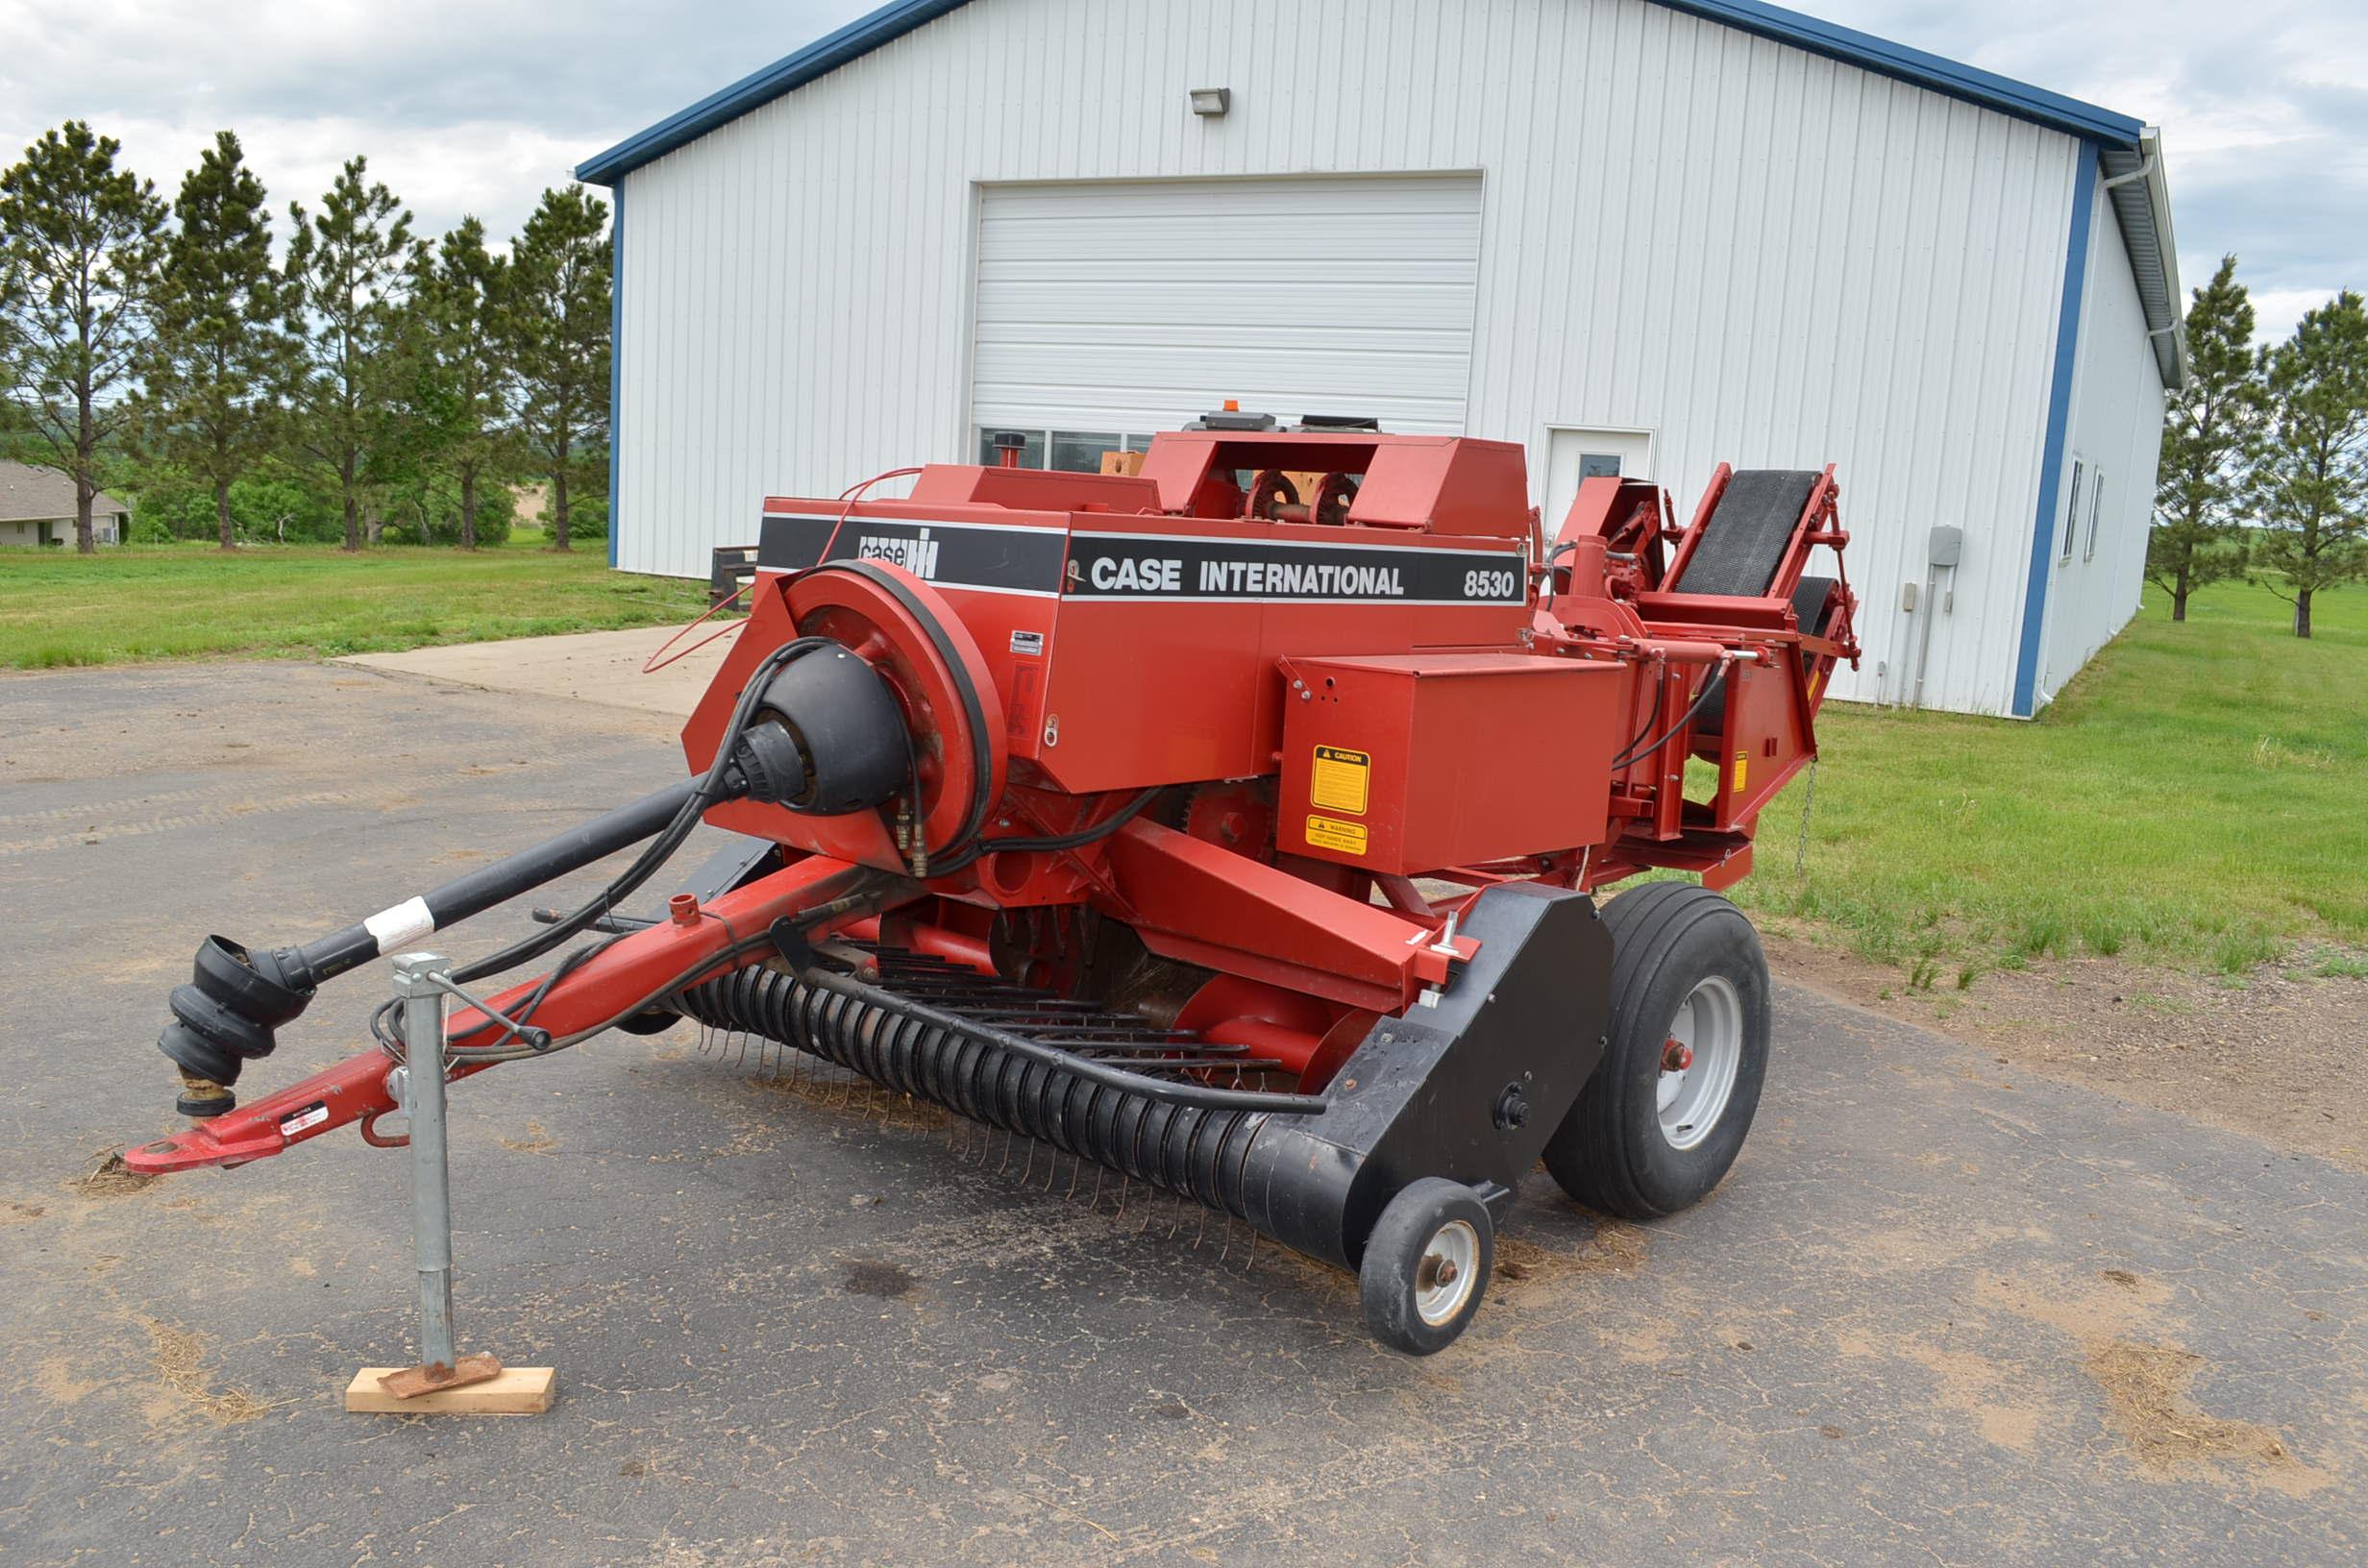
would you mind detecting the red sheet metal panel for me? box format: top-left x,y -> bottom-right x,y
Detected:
1275,652 -> 1624,874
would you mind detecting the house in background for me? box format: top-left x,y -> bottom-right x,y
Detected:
0,461 -> 128,547
580,0 -> 2183,718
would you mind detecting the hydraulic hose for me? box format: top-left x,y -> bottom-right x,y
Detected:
158,772 -> 720,1105
291,773 -> 710,991
157,634 -> 842,1109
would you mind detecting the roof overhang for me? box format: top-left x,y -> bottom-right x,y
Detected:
2100,129 -> 2186,388
577,0 -> 2184,388
576,0 -> 969,185
1652,0 -> 2146,145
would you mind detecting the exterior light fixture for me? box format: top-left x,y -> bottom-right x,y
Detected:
1188,87 -> 1231,117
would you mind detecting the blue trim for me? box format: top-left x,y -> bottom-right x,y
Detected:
2011,139 -> 2098,719
1653,2 -> 2142,146
607,184 -> 622,570
578,0 -> 971,184
575,0 -> 2143,185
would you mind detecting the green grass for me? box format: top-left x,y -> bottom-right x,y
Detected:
1730,577 -> 2368,974
0,537 -> 711,668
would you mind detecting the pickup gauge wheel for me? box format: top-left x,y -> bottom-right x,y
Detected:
1359,1178 -> 1496,1356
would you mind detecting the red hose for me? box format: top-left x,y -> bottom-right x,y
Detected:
641,581 -> 749,674
640,468 -> 925,676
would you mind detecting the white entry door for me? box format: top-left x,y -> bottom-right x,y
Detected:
971,175 -> 1484,456
1542,426 -> 1656,531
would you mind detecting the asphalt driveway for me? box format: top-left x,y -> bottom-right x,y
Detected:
0,661 -> 2359,1566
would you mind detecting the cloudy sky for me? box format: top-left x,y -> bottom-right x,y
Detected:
2,0 -> 2356,341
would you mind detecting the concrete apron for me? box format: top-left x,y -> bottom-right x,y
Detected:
339,622 -> 736,721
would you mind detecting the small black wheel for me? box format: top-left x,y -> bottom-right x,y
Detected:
1359,1178 -> 1495,1356
1544,882 -> 1770,1220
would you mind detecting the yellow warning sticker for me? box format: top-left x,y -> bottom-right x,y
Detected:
1732,750 -> 1750,793
1309,745 -> 1370,815
1306,814 -> 1369,855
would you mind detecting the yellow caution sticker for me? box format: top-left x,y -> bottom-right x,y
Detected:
1732,750 -> 1750,793
1309,745 -> 1370,815
1305,814 -> 1369,855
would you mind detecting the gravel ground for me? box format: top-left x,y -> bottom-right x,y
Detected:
1,661 -> 2360,1567
1764,932 -> 2368,1172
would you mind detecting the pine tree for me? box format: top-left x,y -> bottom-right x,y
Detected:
0,250 -> 22,420
407,217 -> 510,550
506,185 -> 609,552
141,132 -> 286,551
2252,291 -> 2368,639
284,158 -> 415,551
0,122 -> 165,552
2148,256 -> 2260,620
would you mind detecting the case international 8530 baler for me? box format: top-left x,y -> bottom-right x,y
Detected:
128,412 -> 1858,1357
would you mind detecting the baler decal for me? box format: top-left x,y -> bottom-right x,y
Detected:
758,512 -> 1068,596
1310,746 -> 1370,815
1305,814 -> 1369,855
1066,532 -> 1527,604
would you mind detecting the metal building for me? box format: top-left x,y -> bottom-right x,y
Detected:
578,0 -> 2181,717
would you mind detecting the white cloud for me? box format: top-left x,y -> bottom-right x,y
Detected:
101,114 -> 594,249
2246,288 -> 2342,345
0,0 -> 870,243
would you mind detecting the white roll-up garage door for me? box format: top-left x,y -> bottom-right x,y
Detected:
970,175 -> 1482,460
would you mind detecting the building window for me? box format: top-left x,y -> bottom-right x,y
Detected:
2083,468 -> 2105,561
978,429 -> 1156,474
2060,457 -> 2085,563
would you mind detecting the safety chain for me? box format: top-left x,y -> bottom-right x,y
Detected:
1793,755 -> 1820,878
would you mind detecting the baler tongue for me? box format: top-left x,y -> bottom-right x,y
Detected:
124,856 -> 902,1175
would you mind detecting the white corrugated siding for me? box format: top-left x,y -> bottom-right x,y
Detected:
613,0 -> 2092,714
2036,179 -> 2165,706
973,176 -> 1482,435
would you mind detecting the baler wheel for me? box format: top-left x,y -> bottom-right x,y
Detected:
1543,883 -> 1769,1220
1359,1178 -> 1496,1356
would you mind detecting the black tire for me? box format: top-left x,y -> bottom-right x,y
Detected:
1358,1178 -> 1495,1356
1543,882 -> 1769,1220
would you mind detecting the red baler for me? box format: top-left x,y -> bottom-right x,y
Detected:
130,414 -> 1857,1354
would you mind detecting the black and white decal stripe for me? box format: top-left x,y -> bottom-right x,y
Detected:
756,512 -> 1528,605
758,512 -> 1068,596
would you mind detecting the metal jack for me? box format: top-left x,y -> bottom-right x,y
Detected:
346,952 -> 554,1413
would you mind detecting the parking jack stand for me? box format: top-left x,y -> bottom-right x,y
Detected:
346,952 -> 555,1414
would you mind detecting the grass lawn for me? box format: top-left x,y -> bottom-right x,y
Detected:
1730,577 -> 2368,978
0,536 -> 711,668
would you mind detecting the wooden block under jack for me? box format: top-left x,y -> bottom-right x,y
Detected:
345,1362 -> 556,1414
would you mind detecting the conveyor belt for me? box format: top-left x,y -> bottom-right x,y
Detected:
1674,470 -> 1819,598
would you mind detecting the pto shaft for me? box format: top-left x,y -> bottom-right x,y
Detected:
159,773 -> 708,1113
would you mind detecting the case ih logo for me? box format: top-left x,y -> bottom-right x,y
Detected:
855,527 -> 940,579
758,513 -> 1069,594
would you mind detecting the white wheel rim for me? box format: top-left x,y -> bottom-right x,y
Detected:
1657,974 -> 1743,1151
1415,1219 -> 1481,1326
